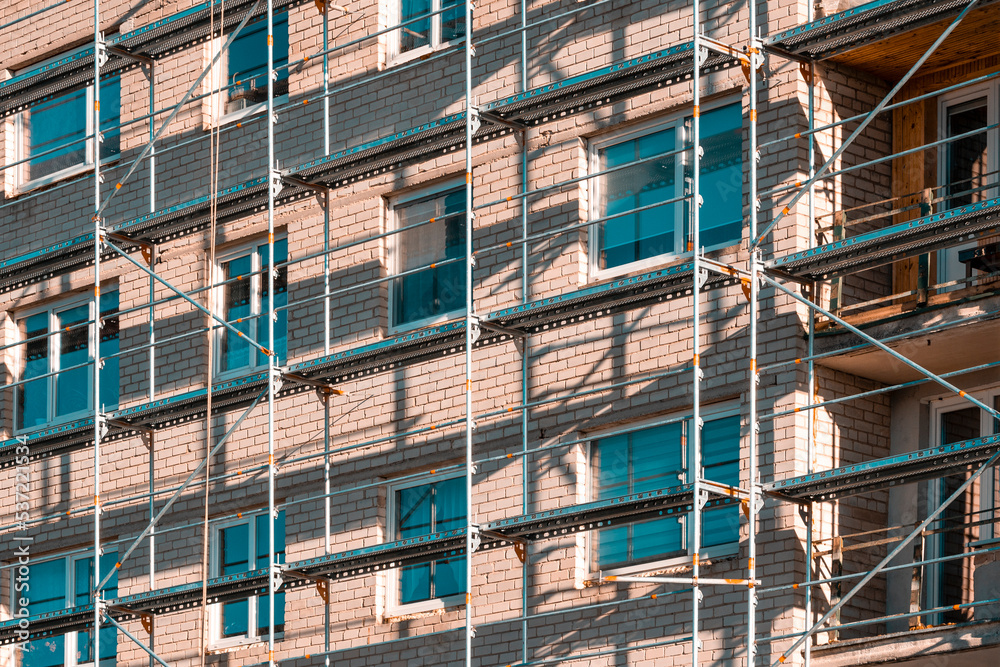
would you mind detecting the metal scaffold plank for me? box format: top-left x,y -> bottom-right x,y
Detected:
764,0 -> 1000,60
0,484 -> 738,644
765,435 -> 1000,501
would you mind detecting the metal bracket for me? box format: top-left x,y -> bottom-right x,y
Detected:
478,320 -> 525,338
479,110 -> 526,133
271,563 -> 284,593
470,524 -> 482,553
281,371 -> 347,396
696,45 -> 709,68
469,106 -> 482,135
106,231 -> 154,267
96,34 -> 108,68
316,580 -> 329,603
696,267 -> 709,290
270,368 -> 284,394
282,174 -> 327,195
98,414 -> 110,441
469,315 -> 481,345
695,490 -> 708,511
270,171 -> 284,199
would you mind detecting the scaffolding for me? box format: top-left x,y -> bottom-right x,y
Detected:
0,0 -> 998,665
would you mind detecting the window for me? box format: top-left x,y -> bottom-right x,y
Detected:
590,412 -> 741,572
590,101 -> 743,278
219,11 -> 290,120
937,86 -> 998,285
14,64 -> 120,191
389,474 -> 466,612
16,291 -> 119,432
15,552 -> 117,667
216,238 -> 287,375
388,185 -> 466,330
924,390 -> 1000,624
210,511 -> 286,647
390,0 -> 465,62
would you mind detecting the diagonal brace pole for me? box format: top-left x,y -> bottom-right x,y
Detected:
751,0 -> 981,249
97,387 -> 268,592
104,615 -> 171,667
761,273 -> 999,419
104,237 -> 273,359
771,447 -> 1000,666
95,0 -> 264,218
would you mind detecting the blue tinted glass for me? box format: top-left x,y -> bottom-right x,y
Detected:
631,423 -> 683,493
702,415 -> 740,485
596,524 -> 629,568
632,516 -> 683,562
55,304 -> 90,418
254,511 -> 286,635
392,189 -> 466,327
700,103 -> 743,248
18,312 -> 49,429
598,127 -> 677,269
595,434 -> 628,500
702,505 -> 739,547
75,553 -> 118,665
399,562 -> 431,604
21,636 -> 65,667
24,87 -> 87,182
397,478 -> 466,603
99,291 -> 119,411
99,75 -> 121,162
25,559 -> 65,614
221,522 -> 250,637
227,12 -> 289,113
257,239 -> 288,366
222,253 -> 253,371
399,0 -> 431,53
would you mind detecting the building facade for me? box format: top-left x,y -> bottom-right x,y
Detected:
0,0 -> 998,666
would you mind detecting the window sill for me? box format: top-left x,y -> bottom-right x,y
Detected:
207,633 -> 284,654
586,545 -> 739,585
14,155 -> 122,196
384,593 -> 466,622
590,240 -> 742,283
386,39 -> 462,70
388,308 -> 465,336
217,95 -> 290,128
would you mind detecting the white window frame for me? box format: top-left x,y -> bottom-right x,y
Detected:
209,11 -> 291,127
585,402 -> 742,578
13,46 -> 121,193
587,97 -> 742,281
936,82 -> 999,285
9,550 -> 118,667
385,471 -> 466,616
13,293 -> 116,434
925,384 -> 1000,615
386,178 -> 466,333
212,236 -> 287,379
208,510 -> 285,650
386,0 -> 465,68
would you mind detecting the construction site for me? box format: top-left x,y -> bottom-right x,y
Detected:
0,0 -> 999,665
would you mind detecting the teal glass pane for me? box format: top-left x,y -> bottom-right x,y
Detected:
23,87 -> 87,182
598,127 -> 677,269
254,511 -> 285,635
631,423 -> 683,493
392,188 -> 466,327
596,524 -> 629,569
18,312 -> 49,430
702,415 -> 740,485
221,523 -> 250,637
55,304 -> 90,418
256,239 -> 288,366
399,0 -> 431,53
99,75 -> 121,162
222,253 -> 253,371
24,559 -> 65,614
702,505 -> 739,547
632,516 -> 683,561
74,553 -> 118,666
99,291 -> 119,411
441,0 -> 465,43
227,12 -> 289,113
699,103 -> 743,248
21,636 -> 65,667
397,478 -> 466,603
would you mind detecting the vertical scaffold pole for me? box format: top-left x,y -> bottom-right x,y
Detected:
267,0 -> 278,665
464,0 -> 476,663
321,3 -> 333,665
519,0 -> 530,663
691,2 -> 703,665
748,252 -> 760,667
747,4 -> 760,665
804,5 -> 817,660
92,0 -> 104,662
